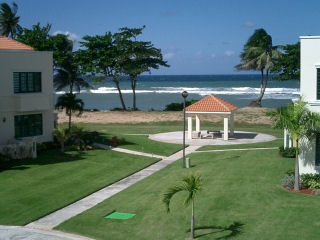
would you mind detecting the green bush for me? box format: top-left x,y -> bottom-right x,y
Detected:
279,146 -> 296,158
301,173 -> 320,189
164,100 -> 198,111
282,174 -> 295,188
286,169 -> 295,176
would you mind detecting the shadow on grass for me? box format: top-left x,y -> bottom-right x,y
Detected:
0,150 -> 88,172
187,221 -> 244,239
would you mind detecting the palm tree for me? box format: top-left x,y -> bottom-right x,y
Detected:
235,28 -> 281,107
0,2 -> 22,38
54,55 -> 90,94
53,126 -> 70,153
55,93 -> 84,131
268,98 -> 320,190
162,172 -> 203,239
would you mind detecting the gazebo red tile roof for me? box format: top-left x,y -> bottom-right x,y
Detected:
0,36 -> 34,50
185,94 -> 238,112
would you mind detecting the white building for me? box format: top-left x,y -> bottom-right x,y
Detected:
297,36 -> 320,174
0,36 -> 54,147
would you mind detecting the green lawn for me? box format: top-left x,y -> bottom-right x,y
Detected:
0,149 -> 159,225
197,138 -> 283,151
56,149 -> 320,240
93,132 -> 182,156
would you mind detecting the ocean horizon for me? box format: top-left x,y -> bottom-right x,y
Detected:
54,74 -> 300,110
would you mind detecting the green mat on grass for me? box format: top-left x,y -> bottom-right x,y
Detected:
105,211 -> 136,220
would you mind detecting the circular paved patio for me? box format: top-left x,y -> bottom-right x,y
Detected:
149,131 -> 276,146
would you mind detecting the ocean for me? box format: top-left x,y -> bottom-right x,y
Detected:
54,74 -> 300,111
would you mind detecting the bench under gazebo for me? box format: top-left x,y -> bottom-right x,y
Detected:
185,94 -> 238,140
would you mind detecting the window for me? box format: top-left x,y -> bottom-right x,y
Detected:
13,72 -> 41,93
14,114 -> 42,138
316,135 -> 320,166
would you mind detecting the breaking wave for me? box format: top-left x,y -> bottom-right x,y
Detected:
55,86 -> 299,99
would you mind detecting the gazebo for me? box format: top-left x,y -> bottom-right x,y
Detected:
185,94 -> 238,140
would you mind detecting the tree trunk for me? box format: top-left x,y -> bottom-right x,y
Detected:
69,81 -> 74,94
68,113 -> 72,131
294,139 -> 300,191
249,69 -> 264,107
256,68 -> 269,105
131,76 -> 137,111
61,141 -> 64,154
113,78 -> 127,110
191,199 -> 195,239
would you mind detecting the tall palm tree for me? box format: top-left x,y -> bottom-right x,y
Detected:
268,98 -> 320,190
0,2 -> 22,38
55,93 -> 84,131
235,28 -> 281,107
162,172 -> 203,239
53,126 -> 70,153
54,66 -> 90,94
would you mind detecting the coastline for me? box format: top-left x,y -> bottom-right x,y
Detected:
57,107 -> 274,125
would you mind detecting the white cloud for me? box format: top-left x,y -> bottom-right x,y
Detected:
242,21 -> 256,28
164,52 -> 175,59
211,53 -> 216,58
225,50 -> 235,57
53,30 -> 80,42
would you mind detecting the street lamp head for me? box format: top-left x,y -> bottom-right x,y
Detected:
182,91 -> 188,99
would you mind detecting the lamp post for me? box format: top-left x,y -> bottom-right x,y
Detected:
182,90 -> 188,168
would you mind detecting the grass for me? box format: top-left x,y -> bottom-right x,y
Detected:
56,149 -> 320,240
197,139 -> 283,151
93,132 -> 182,156
0,149 -> 159,225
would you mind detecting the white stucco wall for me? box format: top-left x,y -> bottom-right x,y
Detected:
299,36 -> 320,174
300,36 -> 320,102
0,50 -> 54,145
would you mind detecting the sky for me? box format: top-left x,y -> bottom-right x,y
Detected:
4,0 -> 320,75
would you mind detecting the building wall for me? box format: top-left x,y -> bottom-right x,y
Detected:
299,36 -> 320,174
0,50 -> 54,145
300,36 -> 320,102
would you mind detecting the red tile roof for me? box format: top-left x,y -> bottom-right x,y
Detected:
0,36 -> 34,50
185,94 -> 238,112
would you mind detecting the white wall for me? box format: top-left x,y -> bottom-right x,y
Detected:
299,137 -> 320,174
300,36 -> 320,101
298,36 -> 320,174
0,50 -> 54,145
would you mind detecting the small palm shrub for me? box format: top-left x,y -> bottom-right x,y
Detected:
279,146 -> 296,158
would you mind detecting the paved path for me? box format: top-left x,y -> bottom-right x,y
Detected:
0,225 -> 93,240
93,143 -> 166,159
27,145 -> 200,231
196,147 -> 278,153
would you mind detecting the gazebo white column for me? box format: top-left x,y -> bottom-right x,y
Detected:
230,113 -> 234,136
187,117 -> 192,139
196,115 -> 200,132
224,117 -> 229,140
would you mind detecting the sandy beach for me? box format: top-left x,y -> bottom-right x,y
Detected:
57,107 -> 274,125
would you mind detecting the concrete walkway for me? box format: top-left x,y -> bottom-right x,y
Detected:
0,225 -> 93,240
93,143 -> 166,159
27,145 -> 200,231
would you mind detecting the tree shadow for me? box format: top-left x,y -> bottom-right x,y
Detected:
187,221 -> 244,239
0,150 -> 87,172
